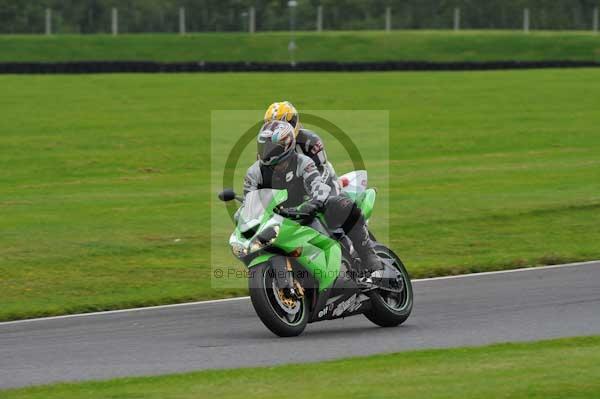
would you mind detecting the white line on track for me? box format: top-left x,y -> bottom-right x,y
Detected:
411,259 -> 598,281
1,260 -> 597,327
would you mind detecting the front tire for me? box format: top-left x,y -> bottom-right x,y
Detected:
363,245 -> 413,327
249,262 -> 308,337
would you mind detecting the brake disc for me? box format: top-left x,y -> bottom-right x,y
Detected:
272,280 -> 301,315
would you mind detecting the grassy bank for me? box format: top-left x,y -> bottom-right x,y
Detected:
1,30 -> 600,62
1,69 -> 600,321
4,336 -> 600,398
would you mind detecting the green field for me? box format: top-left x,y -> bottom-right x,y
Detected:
3,336 -> 600,398
1,69 -> 600,321
1,31 -> 600,62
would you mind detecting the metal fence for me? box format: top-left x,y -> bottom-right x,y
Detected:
2,3 -> 600,35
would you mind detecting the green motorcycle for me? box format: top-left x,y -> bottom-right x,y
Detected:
218,171 -> 413,337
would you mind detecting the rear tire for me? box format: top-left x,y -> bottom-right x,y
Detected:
249,262 -> 308,337
363,245 -> 413,327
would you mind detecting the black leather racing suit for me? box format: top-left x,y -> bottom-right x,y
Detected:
294,127 -> 341,195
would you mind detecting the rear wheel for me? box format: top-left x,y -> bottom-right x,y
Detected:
249,262 -> 308,337
363,245 -> 413,327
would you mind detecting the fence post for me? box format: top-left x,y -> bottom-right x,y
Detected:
111,8 -> 118,35
45,8 -> 52,35
179,7 -> 186,35
385,7 -> 391,32
249,7 -> 256,33
316,5 -> 323,32
453,7 -> 460,31
593,7 -> 599,33
523,8 -> 530,33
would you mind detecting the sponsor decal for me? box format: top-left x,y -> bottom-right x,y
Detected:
332,293 -> 364,317
317,303 -> 336,319
318,295 -> 342,318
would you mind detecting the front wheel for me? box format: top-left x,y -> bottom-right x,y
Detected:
249,262 -> 309,337
363,245 -> 413,327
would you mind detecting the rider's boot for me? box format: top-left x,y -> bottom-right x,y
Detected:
345,217 -> 384,283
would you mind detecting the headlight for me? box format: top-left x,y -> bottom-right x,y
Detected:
231,242 -> 247,258
249,240 -> 263,253
249,225 -> 280,253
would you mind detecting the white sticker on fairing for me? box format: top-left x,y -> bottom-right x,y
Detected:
332,293 -> 365,317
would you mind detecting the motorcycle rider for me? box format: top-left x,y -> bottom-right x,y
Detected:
243,119 -> 383,279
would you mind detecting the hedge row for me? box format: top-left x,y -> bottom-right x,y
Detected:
1,60 -> 599,74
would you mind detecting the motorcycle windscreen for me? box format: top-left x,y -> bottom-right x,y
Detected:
239,189 -> 287,232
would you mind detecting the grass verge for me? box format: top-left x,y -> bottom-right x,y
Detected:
1,69 -> 600,321
3,335 -> 600,398
1,30 -> 600,62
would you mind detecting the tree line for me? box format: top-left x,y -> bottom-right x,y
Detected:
1,0 -> 598,34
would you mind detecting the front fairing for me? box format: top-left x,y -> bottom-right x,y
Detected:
229,189 -> 287,259
228,189 -> 341,291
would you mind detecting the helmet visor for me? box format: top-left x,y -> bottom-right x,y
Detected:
258,140 -> 286,165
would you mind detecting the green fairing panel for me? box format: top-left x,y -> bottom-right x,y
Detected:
248,253 -> 274,268
297,239 -> 341,291
247,218 -> 341,291
356,188 -> 377,220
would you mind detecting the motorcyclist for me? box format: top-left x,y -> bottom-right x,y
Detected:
243,120 -> 383,279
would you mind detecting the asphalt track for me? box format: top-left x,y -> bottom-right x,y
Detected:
1,261 -> 599,390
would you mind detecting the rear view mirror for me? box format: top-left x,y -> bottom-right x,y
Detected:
218,188 -> 236,202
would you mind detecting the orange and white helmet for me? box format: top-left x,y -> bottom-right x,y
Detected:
264,101 -> 300,137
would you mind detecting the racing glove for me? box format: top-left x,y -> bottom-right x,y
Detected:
297,200 -> 322,216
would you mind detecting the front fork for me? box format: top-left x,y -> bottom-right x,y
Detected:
270,255 -> 303,298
